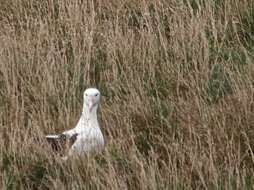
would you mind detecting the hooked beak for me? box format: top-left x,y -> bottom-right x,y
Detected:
88,97 -> 94,113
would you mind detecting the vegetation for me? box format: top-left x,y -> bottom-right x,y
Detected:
0,0 -> 254,189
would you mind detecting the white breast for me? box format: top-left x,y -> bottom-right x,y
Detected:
68,115 -> 104,155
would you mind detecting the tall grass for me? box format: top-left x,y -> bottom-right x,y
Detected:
0,0 -> 254,189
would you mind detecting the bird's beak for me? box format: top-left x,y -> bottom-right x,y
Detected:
88,98 -> 94,113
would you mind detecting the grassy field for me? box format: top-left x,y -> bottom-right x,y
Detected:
1,0 -> 254,189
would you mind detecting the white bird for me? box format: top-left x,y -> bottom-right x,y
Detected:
46,88 -> 104,159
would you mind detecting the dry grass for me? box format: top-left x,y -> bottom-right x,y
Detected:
1,0 -> 254,189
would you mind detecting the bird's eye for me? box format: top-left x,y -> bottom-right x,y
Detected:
85,93 -> 88,96
95,93 -> 99,97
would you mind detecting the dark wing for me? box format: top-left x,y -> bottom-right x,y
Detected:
46,134 -> 67,152
46,133 -> 78,152
69,133 -> 78,146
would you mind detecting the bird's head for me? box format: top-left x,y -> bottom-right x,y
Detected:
83,88 -> 100,113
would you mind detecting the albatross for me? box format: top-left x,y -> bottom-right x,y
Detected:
46,88 -> 104,159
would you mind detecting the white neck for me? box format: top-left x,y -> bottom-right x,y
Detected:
82,104 -> 98,121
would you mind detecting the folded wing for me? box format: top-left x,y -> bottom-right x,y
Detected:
46,133 -> 78,153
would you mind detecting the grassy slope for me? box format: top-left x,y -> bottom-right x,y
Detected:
0,0 -> 254,189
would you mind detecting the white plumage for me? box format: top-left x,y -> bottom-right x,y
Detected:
46,88 -> 104,159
